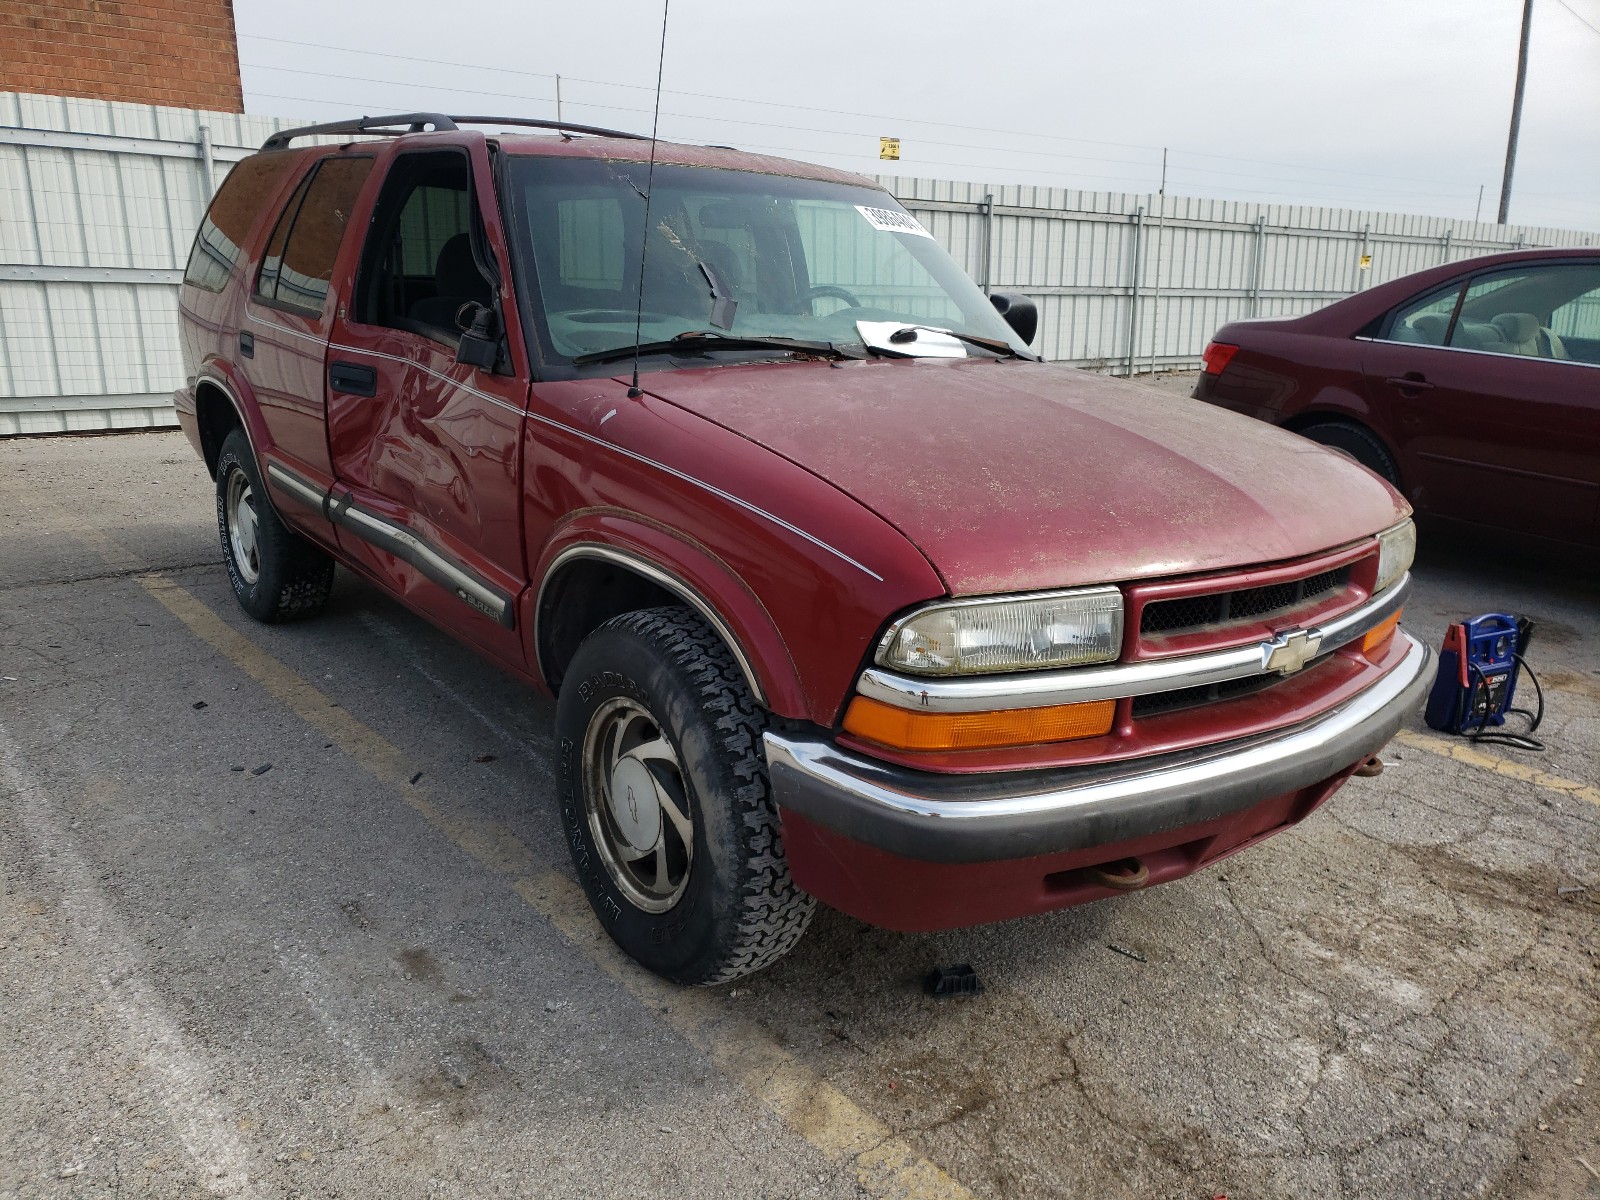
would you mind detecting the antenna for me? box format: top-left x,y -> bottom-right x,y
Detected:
628,0 -> 672,399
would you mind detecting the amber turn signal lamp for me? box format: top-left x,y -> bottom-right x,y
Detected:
842,695 -> 1116,752
1361,610 -> 1402,655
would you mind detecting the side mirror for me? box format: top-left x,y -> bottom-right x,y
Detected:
989,292 -> 1038,347
455,301 -> 500,371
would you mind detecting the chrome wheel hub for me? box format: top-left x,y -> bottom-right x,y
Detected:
225,469 -> 261,585
582,697 -> 693,912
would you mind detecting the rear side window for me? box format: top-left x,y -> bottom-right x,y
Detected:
183,154 -> 296,293
255,171 -> 314,305
1456,264 -> 1600,359
253,156 -> 374,316
1551,275 -> 1600,344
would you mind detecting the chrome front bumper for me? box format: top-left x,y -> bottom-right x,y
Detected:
764,631 -> 1431,864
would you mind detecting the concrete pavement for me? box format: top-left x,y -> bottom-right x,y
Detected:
1,429 -> 1596,1199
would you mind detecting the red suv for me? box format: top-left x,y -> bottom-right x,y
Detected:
176,113 -> 1429,984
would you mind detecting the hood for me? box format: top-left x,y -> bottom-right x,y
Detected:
639,359 -> 1407,596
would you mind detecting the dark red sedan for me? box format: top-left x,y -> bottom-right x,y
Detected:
1196,247 -> 1600,548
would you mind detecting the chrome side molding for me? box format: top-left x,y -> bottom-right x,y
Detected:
265,462 -> 325,510
265,462 -> 516,629
857,575 -> 1411,713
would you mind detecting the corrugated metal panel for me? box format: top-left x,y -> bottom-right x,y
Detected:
0,91 -> 301,435
3,91 -> 1598,435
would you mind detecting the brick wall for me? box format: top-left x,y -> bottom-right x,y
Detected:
0,0 -> 243,112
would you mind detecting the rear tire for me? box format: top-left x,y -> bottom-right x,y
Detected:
1296,421 -> 1402,489
556,606 -> 815,985
215,428 -> 335,623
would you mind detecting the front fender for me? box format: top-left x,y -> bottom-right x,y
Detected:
520,382 -> 950,725
530,514 -> 804,714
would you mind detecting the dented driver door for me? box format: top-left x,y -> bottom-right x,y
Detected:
324,138 -> 531,667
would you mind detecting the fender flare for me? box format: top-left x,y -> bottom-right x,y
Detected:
530,519 -> 805,716
192,361 -> 271,476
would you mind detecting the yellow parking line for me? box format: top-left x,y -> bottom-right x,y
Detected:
138,574 -> 974,1200
517,874 -> 969,1199
1394,729 -> 1600,808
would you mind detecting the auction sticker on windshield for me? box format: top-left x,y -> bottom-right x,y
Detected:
855,205 -> 933,238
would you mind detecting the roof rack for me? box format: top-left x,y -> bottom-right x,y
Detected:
261,112 -> 648,152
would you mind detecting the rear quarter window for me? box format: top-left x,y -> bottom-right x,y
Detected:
254,156 -> 375,316
183,154 -> 297,293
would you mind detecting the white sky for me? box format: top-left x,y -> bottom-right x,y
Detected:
235,0 -> 1600,233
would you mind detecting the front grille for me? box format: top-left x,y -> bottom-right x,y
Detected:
1131,673 -> 1282,718
1140,567 -> 1348,638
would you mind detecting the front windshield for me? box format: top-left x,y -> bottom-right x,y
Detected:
504,155 -> 1030,369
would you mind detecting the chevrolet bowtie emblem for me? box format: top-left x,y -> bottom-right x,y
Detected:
1262,628 -> 1322,674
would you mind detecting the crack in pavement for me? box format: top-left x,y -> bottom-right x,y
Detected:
1,559 -> 224,594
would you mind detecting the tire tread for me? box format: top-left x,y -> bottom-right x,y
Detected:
216,430 -> 335,623
602,607 -> 815,984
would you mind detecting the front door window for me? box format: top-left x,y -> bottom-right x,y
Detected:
354,151 -> 493,346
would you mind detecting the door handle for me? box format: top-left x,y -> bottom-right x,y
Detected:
1385,373 -> 1433,393
238,331 -> 254,358
328,361 -> 377,397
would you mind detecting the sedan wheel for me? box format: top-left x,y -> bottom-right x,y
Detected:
1296,421 -> 1402,490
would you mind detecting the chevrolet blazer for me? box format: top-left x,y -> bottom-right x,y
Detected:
175,113 -> 1429,984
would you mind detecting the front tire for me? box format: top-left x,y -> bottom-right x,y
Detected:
556,607 -> 815,985
215,429 -> 335,623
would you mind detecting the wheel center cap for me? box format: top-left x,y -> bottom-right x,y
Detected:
607,756 -> 662,853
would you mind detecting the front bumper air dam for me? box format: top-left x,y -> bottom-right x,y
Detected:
764,630 -> 1431,867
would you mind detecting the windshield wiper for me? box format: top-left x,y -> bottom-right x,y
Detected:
572,330 -> 858,366
869,325 -> 1037,360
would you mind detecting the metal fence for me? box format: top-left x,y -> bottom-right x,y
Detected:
0,91 -> 305,435
3,90 -> 1597,436
883,176 -> 1600,373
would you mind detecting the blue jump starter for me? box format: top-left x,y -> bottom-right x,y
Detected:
1424,613 -> 1529,735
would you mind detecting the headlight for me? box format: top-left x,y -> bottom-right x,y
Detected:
875,587 -> 1124,676
1375,519 -> 1416,594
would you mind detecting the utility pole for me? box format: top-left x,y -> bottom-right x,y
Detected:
1147,148 -> 1168,377
556,74 -> 563,123
1497,0 -> 1533,224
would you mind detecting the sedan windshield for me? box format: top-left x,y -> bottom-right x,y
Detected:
504,155 -> 1030,370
